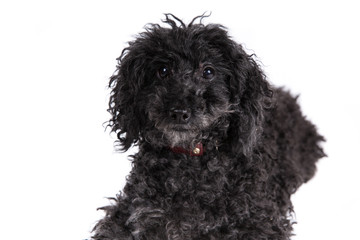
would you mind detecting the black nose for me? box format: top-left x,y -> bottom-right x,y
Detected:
169,109 -> 191,124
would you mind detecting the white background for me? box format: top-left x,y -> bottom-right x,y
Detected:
1,1 -> 359,239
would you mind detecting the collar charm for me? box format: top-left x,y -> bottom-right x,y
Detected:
170,143 -> 204,156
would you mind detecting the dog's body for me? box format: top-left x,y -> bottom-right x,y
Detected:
92,15 -> 325,240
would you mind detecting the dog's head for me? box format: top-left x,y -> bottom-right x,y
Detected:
107,14 -> 272,155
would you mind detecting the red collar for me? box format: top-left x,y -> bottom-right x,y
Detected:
170,143 -> 204,156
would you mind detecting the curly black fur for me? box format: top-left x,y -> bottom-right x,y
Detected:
92,14 -> 325,240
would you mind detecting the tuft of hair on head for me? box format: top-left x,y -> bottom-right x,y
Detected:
162,12 -> 212,29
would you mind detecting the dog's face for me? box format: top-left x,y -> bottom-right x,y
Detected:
143,28 -> 235,147
108,15 -> 271,153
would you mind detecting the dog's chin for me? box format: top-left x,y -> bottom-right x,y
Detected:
150,114 -> 221,147
164,128 -> 201,148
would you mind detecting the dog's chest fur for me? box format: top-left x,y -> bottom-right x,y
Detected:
123,147 -> 269,238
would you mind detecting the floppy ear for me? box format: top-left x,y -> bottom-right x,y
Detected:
107,45 -> 149,151
227,44 -> 273,156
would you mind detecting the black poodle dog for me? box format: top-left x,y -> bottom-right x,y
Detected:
92,14 -> 325,240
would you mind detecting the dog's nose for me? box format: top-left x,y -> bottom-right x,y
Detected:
169,109 -> 191,124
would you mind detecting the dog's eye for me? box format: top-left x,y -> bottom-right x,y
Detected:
158,67 -> 170,79
202,67 -> 215,80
